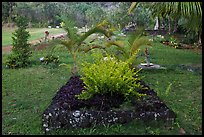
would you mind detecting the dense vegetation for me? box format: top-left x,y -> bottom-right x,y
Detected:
2,2 -> 202,135
2,2 -> 201,45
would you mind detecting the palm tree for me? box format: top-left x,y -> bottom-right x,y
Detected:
105,29 -> 152,68
128,2 -> 202,45
53,17 -> 114,76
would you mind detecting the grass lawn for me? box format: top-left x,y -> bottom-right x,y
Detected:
2,40 -> 202,135
2,27 -> 66,46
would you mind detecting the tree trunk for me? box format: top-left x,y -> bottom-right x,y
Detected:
154,16 -> 160,30
173,20 -> 178,34
168,16 -> 171,34
158,17 -> 160,30
198,32 -> 202,46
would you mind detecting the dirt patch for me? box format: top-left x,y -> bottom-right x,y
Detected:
2,33 -> 66,53
2,46 -> 13,53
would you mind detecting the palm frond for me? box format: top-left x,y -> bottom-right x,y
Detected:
78,26 -> 113,44
105,41 -> 124,48
104,40 -> 128,59
131,36 -> 151,54
128,2 -> 137,15
51,39 -> 73,52
127,27 -> 146,46
83,45 -> 106,53
61,15 -> 79,42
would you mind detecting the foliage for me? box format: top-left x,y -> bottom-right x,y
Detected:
105,30 -> 152,68
104,3 -> 129,29
5,54 -> 29,69
11,2 -> 61,27
56,2 -> 109,27
159,35 -> 183,49
84,4 -> 107,27
128,2 -> 137,15
2,2 -> 17,23
39,44 -> 62,66
53,17 -> 114,76
128,2 -> 202,44
76,53 -> 145,100
177,17 -> 201,44
40,55 -> 59,65
5,16 -> 32,69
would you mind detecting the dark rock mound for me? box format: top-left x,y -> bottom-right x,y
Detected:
42,76 -> 176,133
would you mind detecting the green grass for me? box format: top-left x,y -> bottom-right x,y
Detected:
2,27 -> 66,46
2,41 -> 202,135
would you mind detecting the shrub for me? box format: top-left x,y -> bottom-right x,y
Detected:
5,54 -> 30,69
5,16 -> 32,69
40,55 -> 59,65
76,53 -> 146,100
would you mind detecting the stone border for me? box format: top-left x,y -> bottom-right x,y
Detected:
42,95 -> 176,133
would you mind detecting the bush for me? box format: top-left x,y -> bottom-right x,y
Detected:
76,53 -> 146,100
40,55 -> 59,65
5,54 -> 30,69
5,16 -> 32,69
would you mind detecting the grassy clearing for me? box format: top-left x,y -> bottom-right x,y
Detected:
2,27 -> 66,46
2,40 -> 202,135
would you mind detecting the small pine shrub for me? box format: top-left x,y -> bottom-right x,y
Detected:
5,16 -> 32,69
76,53 -> 146,100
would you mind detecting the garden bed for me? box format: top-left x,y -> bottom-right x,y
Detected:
42,76 -> 176,133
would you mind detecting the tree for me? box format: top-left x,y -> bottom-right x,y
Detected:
2,2 -> 17,23
5,16 -> 32,68
52,17 -> 114,76
85,5 -> 107,27
128,2 -> 202,45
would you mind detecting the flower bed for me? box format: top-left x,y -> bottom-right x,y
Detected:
42,76 -> 176,133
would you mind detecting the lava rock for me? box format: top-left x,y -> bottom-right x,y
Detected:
42,76 -> 176,133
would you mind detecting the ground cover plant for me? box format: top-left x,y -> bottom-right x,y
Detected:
77,53 -> 144,100
2,37 -> 202,134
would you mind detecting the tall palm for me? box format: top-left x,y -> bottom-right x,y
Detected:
128,2 -> 202,45
128,2 -> 202,22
